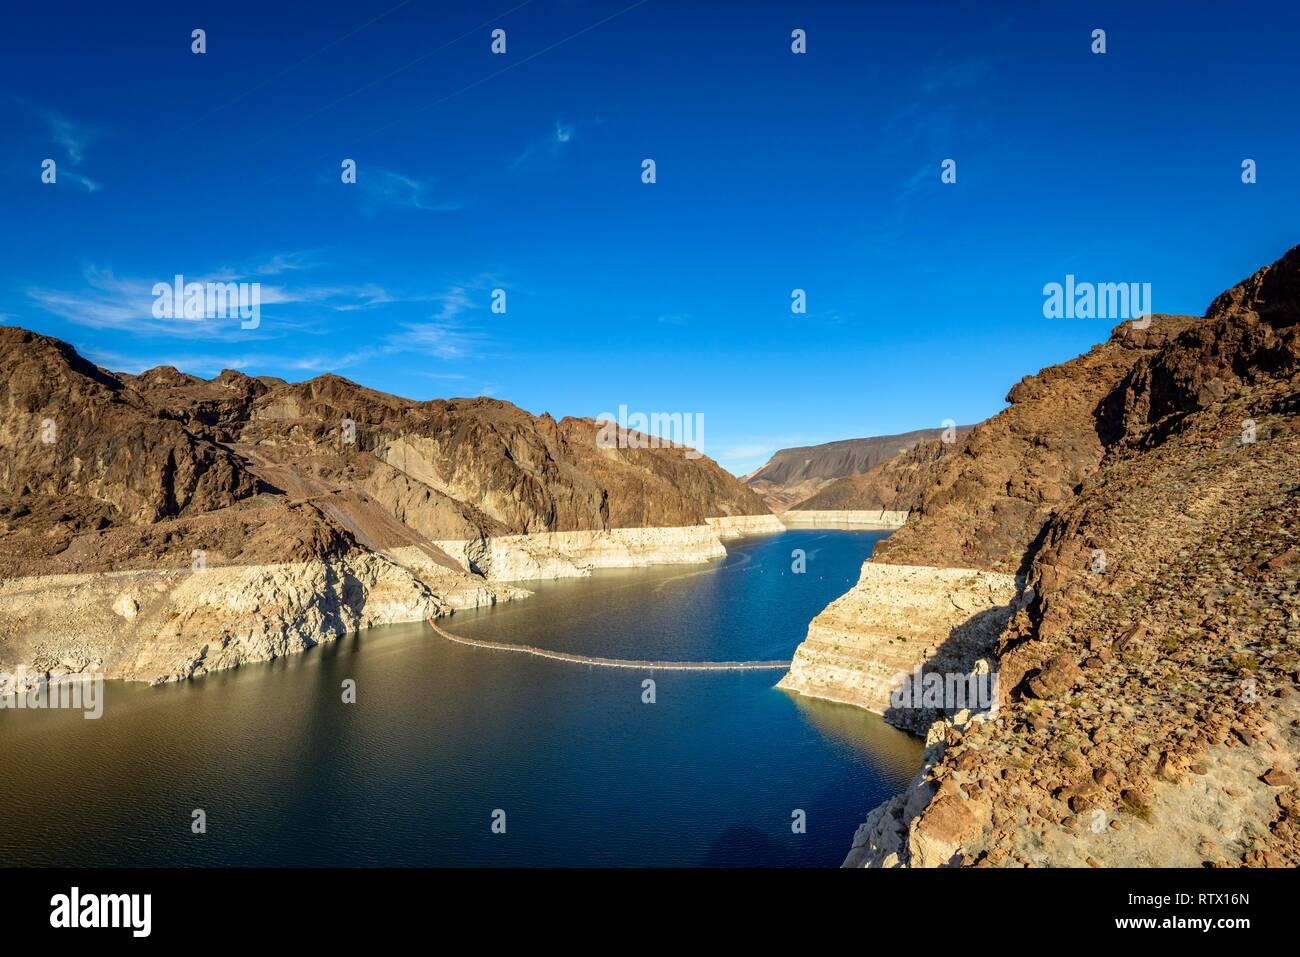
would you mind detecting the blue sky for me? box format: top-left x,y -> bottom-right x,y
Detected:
2,1 -> 1297,475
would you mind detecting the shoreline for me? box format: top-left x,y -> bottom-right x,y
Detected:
779,509 -> 908,529
774,559 -> 1022,868
0,517 -> 802,687
776,561 -> 1019,718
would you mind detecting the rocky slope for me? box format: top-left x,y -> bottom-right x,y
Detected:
874,315 -> 1204,573
790,436 -> 967,513
0,327 -> 775,684
829,244 -> 1300,868
743,427 -> 969,511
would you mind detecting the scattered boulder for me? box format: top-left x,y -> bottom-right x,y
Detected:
1261,764 -> 1296,787
1028,653 -> 1081,699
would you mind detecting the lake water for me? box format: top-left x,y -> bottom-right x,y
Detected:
0,529 -> 921,867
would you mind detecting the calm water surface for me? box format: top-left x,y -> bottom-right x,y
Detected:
0,529 -> 921,866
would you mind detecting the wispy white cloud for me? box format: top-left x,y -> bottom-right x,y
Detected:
84,348 -> 267,377
721,444 -> 774,460
510,120 -> 575,173
27,259 -> 502,382
328,284 -> 495,367
883,46 -> 1002,209
895,162 -> 934,205
430,285 -> 472,321
329,284 -> 399,311
24,256 -> 431,335
356,168 -> 461,214
83,304 -> 488,378
15,99 -> 103,190
265,310 -> 490,373
28,267 -> 157,330
62,170 -> 100,193
46,111 -> 91,165
254,252 -> 320,276
395,317 -> 484,360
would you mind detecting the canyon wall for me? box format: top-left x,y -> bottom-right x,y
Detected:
792,244 -> 1300,868
0,327 -> 778,683
0,550 -> 524,687
433,525 -> 730,582
777,564 -> 1017,720
705,514 -> 788,539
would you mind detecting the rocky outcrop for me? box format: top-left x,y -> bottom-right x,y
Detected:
777,563 -> 1018,723
0,328 -> 259,525
844,709 -> 995,868
0,327 -> 776,684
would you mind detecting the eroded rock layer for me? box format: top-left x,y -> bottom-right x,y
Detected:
776,563 -> 1017,723
780,509 -> 908,529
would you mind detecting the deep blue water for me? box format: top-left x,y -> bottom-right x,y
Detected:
0,529 -> 921,867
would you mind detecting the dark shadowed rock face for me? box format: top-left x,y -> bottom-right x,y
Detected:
1120,246 -> 1300,433
0,328 -> 770,577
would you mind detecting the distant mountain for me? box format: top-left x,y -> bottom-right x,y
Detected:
744,427 -> 973,511
791,437 -> 966,511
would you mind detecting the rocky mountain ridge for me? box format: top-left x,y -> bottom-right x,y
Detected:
0,328 -> 774,683
0,327 -> 770,579
824,244 -> 1300,868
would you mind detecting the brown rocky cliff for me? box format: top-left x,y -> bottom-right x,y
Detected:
0,327 -> 770,577
0,327 -> 259,526
873,313 -> 1202,573
850,244 -> 1300,868
965,247 -> 1300,867
1002,245 -> 1300,694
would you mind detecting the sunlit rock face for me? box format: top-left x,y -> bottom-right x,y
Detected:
0,325 -> 775,682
